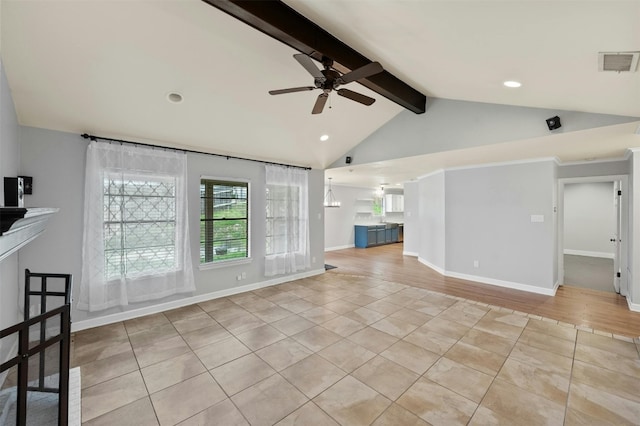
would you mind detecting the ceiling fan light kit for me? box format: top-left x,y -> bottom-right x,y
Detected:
269,54 -> 384,114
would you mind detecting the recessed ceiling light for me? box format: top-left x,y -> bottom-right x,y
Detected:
167,92 -> 184,103
503,81 -> 522,88
320,134 -> 329,141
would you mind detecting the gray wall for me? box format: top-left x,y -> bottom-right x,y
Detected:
418,172 -> 446,270
18,126 -> 325,324
444,160 -> 556,289
331,98 -> 640,168
402,181 -> 419,255
564,182 -> 615,256
0,58 -> 20,371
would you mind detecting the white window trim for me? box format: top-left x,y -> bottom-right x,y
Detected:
199,257 -> 253,270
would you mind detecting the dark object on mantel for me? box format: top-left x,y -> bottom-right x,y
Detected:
0,207 -> 28,235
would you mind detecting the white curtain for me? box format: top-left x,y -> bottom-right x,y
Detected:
78,142 -> 195,312
265,165 -> 310,276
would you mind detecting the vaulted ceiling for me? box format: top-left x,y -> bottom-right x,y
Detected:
2,1 -> 639,186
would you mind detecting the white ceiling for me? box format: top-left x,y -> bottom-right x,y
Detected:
2,1 -> 640,183
287,0 -> 640,117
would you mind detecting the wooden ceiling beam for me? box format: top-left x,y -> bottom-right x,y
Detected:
203,0 -> 427,114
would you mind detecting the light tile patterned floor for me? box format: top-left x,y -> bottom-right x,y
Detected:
72,273 -> 640,425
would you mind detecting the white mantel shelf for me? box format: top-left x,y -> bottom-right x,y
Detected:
0,208 -> 59,262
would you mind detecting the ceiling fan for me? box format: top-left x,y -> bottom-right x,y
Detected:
269,54 -> 384,114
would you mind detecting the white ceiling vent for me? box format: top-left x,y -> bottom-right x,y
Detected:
598,52 -> 640,72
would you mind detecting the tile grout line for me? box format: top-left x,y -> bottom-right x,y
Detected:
562,329 -> 579,426
128,314 -> 165,426
448,306 -> 513,423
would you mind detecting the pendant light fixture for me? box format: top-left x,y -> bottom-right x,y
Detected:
324,177 -> 341,208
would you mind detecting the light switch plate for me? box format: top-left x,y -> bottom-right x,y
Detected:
530,215 -> 544,223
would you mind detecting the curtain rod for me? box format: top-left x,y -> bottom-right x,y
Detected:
80,133 -> 312,171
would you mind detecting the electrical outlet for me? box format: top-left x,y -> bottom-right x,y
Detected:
473,260 -> 479,268
241,272 -> 246,279
312,256 -> 316,264
236,275 -> 242,281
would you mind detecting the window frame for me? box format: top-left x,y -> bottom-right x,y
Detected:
199,176 -> 251,268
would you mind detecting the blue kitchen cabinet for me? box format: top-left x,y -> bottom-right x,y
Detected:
354,225 -> 399,248
355,225 -> 377,248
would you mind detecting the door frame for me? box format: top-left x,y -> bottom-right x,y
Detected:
557,175 -> 629,297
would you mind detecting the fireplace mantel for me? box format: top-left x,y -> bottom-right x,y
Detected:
0,207 -> 59,262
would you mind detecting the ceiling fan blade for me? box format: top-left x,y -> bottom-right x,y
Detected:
312,93 -> 329,114
294,54 -> 325,80
338,62 -> 384,84
336,88 -> 376,106
269,86 -> 315,95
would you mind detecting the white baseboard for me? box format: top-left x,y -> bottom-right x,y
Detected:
418,257 -> 445,275
627,297 -> 640,313
403,251 -> 418,257
72,268 -> 325,332
564,249 -> 614,259
325,245 -> 355,252
414,259 -> 557,297
445,270 -> 558,296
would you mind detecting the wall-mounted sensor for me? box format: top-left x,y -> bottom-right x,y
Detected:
546,116 -> 561,130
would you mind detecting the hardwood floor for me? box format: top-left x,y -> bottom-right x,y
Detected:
325,244 -> 640,337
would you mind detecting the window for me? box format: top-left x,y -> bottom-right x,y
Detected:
265,184 -> 300,255
264,165 -> 309,276
200,179 -> 249,263
104,174 -> 177,279
373,196 -> 384,216
79,142 -> 194,312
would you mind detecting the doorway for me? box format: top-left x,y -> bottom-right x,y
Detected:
558,176 -> 628,297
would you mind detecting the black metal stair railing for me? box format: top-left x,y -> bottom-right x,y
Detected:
0,270 -> 72,426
